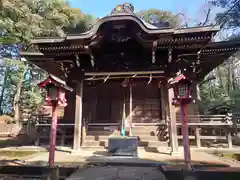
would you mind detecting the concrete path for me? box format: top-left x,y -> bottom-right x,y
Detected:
66,166 -> 166,180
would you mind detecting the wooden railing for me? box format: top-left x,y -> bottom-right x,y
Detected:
35,123 -> 75,146
176,114 -> 228,122
176,122 -> 233,148
82,112 -> 92,144
32,114 -> 240,149
175,114 -> 235,148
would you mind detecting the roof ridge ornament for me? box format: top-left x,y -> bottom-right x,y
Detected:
110,3 -> 135,15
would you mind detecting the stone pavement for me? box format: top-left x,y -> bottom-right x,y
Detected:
2,147 -> 240,180
66,166 -> 166,180
22,148 -> 240,167
22,148 -> 240,180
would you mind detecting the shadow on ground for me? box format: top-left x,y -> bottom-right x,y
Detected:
3,151 -> 239,180
143,147 -> 171,155
17,152 -> 231,167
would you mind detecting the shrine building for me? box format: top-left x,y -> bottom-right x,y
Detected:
21,4 -> 240,152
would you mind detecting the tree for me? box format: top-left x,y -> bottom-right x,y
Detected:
210,0 -> 240,30
186,1 -> 240,114
136,9 -> 181,28
64,13 -> 97,34
0,0 -> 94,123
0,0 -> 97,44
0,0 -> 85,45
0,59 -> 47,119
199,42 -> 240,114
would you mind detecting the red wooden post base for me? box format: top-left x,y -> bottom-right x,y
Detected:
180,100 -> 191,164
49,102 -> 58,167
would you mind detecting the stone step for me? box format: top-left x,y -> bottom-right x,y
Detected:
87,125 -> 168,131
132,126 -> 164,132
81,146 -> 107,151
132,131 -> 158,136
138,140 -> 168,147
85,134 -> 168,141
85,135 -> 161,142
137,135 -> 159,141
87,131 -> 120,136
85,135 -> 121,141
83,139 -> 168,148
132,126 -> 168,132
88,126 -> 119,131
82,140 -> 108,147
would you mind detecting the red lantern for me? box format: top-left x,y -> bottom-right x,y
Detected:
38,74 -> 73,167
168,73 -> 192,165
169,74 -> 192,105
38,75 -> 72,107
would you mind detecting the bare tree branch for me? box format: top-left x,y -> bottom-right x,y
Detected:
175,13 -> 188,28
202,7 -> 211,26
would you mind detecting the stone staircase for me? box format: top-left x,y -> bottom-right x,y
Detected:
82,126 -> 120,148
82,125 -> 169,149
132,125 -> 169,148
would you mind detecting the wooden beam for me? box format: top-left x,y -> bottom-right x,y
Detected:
73,80 -> 83,151
177,135 -> 227,140
176,122 -> 232,126
160,82 -> 166,120
33,60 -> 73,63
85,70 -> 164,76
195,127 -> 201,148
167,85 -> 179,154
20,51 -> 44,56
177,135 -> 195,139
129,83 -> 133,136
85,75 -> 165,81
174,25 -> 220,34
226,128 -> 233,148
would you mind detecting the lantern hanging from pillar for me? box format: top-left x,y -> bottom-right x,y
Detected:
169,74 -> 192,106
38,74 -> 73,167
168,73 -> 192,165
38,74 -> 73,107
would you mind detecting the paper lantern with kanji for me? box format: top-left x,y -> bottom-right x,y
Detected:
169,74 -> 192,105
38,74 -> 73,107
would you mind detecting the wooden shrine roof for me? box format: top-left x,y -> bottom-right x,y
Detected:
20,3 -> 240,82
29,25 -> 220,44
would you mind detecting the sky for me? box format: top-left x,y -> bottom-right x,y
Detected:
69,0 -> 220,25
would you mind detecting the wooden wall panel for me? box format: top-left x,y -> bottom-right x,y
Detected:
64,80 -> 163,124
63,89 -> 76,123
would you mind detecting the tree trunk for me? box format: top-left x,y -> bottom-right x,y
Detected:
0,66 -> 9,114
216,66 -> 224,89
232,57 -> 236,90
13,64 -> 28,125
228,57 -> 233,95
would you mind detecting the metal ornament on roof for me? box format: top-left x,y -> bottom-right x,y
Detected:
111,3 -> 135,14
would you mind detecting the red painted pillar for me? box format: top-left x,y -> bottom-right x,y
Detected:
49,102 -> 58,167
180,100 -> 191,164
